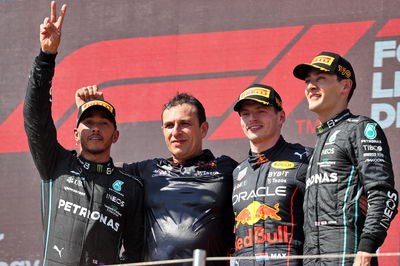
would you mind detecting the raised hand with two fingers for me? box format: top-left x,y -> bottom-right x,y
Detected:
40,1 -> 67,54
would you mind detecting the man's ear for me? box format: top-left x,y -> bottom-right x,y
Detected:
112,130 -> 120,144
200,121 -> 209,139
74,128 -> 80,144
341,79 -> 353,95
279,110 -> 286,125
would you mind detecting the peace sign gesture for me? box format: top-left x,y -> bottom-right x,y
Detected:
40,1 -> 67,54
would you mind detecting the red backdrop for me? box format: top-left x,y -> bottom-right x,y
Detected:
0,0 -> 398,264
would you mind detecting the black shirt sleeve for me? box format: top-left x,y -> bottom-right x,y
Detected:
121,179 -> 145,262
23,51 -> 64,180
352,119 -> 398,252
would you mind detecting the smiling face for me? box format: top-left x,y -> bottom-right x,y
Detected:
304,69 -> 351,123
162,103 -> 208,163
239,100 -> 285,153
74,108 -> 119,162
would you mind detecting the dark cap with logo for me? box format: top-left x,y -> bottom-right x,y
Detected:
77,99 -> 117,128
233,84 -> 283,112
293,51 -> 356,90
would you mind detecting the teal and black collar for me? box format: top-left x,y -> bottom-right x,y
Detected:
77,155 -> 115,175
316,109 -> 352,135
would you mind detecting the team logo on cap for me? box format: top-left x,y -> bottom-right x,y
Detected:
338,65 -> 352,79
239,87 -> 271,100
311,55 -> 335,66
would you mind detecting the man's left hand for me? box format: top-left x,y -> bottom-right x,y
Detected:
353,251 -> 372,266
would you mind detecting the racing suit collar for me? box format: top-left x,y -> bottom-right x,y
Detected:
77,155 -> 115,175
316,109 -> 352,135
248,135 -> 286,169
164,149 -> 216,167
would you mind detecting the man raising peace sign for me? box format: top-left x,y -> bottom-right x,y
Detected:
24,2 -> 144,265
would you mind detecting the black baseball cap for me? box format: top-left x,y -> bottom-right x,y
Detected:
293,51 -> 356,90
76,99 -> 117,128
233,84 -> 283,112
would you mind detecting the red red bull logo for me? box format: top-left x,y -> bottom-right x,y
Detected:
235,201 -> 281,228
235,225 -> 289,251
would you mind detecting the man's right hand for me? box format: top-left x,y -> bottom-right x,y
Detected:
40,1 -> 67,54
75,85 -> 104,108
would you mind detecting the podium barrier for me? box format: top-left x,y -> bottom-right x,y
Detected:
116,250 -> 400,265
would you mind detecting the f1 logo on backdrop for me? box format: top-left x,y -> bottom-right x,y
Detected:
2,19 -> 399,153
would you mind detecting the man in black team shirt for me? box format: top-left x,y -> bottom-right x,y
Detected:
231,84 -> 312,265
24,2 -> 143,265
76,89 -> 237,265
293,52 -> 398,266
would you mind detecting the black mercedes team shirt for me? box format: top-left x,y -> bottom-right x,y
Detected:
124,150 -> 237,265
232,136 -> 312,266
24,51 -> 144,265
303,109 -> 398,266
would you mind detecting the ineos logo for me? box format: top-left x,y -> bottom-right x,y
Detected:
322,148 -> 335,155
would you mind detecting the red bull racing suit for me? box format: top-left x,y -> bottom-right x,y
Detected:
232,136 -> 312,265
24,51 -> 144,265
304,109 -> 398,265
123,150 -> 237,265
